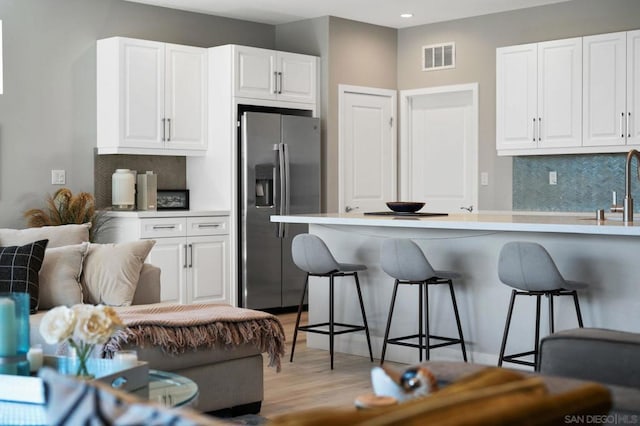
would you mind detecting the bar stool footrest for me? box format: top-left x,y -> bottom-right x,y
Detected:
298,322 -> 367,336
386,334 -> 465,350
501,350 -> 537,367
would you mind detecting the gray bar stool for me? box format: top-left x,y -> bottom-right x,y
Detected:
290,233 -> 373,369
380,238 -> 467,364
497,241 -> 586,370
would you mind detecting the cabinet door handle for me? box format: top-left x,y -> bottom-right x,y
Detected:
622,112 -> 626,138
278,72 -> 283,94
538,117 -> 542,141
162,118 -> 166,141
167,118 -> 171,142
152,225 -> 176,230
188,244 -> 193,268
183,244 -> 188,268
197,223 -> 221,228
532,118 -> 536,142
629,112 -> 632,139
273,71 -> 278,94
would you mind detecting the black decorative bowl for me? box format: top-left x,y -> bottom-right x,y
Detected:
386,201 -> 425,213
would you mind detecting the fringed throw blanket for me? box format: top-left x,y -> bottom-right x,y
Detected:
102,303 -> 286,370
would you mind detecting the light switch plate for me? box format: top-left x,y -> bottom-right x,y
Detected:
480,172 -> 489,186
549,171 -> 557,185
51,170 -> 66,185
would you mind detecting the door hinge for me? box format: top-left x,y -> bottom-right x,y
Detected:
389,117 -> 394,127
237,120 -> 241,128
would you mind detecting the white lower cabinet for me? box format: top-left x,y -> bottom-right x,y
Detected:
103,214 -> 230,305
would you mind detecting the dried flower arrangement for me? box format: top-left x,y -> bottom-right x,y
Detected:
23,188 -> 107,241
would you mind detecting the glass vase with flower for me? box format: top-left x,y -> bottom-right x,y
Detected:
39,304 -> 123,379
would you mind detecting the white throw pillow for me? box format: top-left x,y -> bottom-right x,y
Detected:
81,240 -> 155,306
38,243 -> 89,310
0,223 -> 90,248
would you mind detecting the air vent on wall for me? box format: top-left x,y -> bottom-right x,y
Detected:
422,42 -> 455,71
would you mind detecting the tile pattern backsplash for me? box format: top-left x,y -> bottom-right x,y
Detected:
513,153 -> 640,212
94,153 -> 186,208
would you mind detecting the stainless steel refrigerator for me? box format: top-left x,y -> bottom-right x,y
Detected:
240,111 -> 321,310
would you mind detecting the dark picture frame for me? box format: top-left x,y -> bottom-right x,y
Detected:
157,190 -> 190,210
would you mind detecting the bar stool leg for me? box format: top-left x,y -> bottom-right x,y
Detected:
329,274 -> 335,370
381,280 -> 400,365
498,290 -> 517,366
548,293 -> 555,334
353,273 -> 373,362
424,282 -> 430,361
418,283 -> 424,362
572,291 -> 584,327
290,273 -> 309,363
448,281 -> 468,362
534,294 -> 542,368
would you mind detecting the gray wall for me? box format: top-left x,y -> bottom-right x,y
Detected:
327,18 -> 397,213
278,17 -> 397,213
397,0 -> 640,210
276,17 -> 330,211
0,0 -> 274,228
4,0 -> 640,227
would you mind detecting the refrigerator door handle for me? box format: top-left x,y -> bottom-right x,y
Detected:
277,143 -> 286,238
283,143 -> 291,237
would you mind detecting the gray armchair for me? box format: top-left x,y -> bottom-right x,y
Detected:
539,327 -> 640,415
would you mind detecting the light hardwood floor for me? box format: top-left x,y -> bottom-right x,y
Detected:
260,312 -> 408,419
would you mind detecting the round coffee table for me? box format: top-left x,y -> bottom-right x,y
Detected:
0,369 -> 199,425
133,369 -> 199,407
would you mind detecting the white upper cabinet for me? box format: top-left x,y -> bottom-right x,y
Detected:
277,51 -> 317,103
496,43 -> 538,151
233,45 -> 317,104
629,30 -> 640,146
164,44 -> 208,152
496,38 -> 582,155
583,32 -> 628,147
97,37 -> 207,156
498,29 -> 640,156
537,38 -> 582,149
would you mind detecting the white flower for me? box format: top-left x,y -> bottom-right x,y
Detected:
71,304 -> 121,345
39,304 -> 123,347
39,306 -> 76,345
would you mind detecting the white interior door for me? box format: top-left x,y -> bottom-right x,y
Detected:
339,85 -> 396,214
400,84 -> 478,213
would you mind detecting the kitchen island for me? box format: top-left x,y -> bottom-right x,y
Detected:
272,212 -> 640,366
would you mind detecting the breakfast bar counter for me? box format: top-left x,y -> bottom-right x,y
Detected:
272,212 -> 640,366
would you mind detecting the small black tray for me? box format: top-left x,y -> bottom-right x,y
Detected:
363,212 -> 448,217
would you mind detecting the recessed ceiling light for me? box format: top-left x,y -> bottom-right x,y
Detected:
400,13 -> 413,18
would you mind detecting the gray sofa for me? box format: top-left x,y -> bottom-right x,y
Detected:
30,264 -> 265,414
2,223 -> 267,414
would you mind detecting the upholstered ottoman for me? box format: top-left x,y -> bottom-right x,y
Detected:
102,303 -> 285,414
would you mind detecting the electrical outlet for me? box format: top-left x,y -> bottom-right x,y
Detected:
51,170 -> 66,185
480,172 -> 489,186
549,171 -> 557,185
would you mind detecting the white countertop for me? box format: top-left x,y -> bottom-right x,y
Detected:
103,209 -> 230,218
271,212 -> 640,236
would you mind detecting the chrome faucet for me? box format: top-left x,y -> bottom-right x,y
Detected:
611,149 -> 640,223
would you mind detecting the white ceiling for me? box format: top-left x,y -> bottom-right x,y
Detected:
124,0 -> 573,29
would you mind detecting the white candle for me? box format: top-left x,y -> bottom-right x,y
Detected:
27,346 -> 43,372
113,350 -> 138,368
